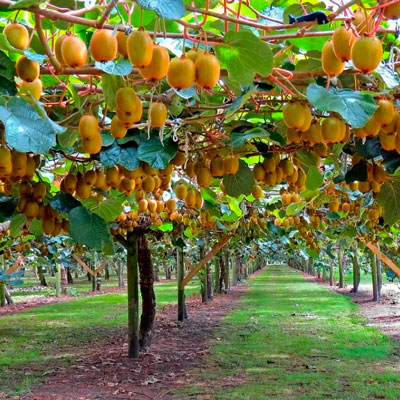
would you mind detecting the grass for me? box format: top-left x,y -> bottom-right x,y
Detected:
0,278 -> 200,395
177,265 -> 400,400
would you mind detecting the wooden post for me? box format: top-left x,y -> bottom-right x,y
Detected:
55,264 -> 61,298
338,245 -> 344,288
329,262 -> 334,286
91,262 -> 96,292
376,245 -> 382,298
177,245 -> 187,321
214,258 -> 220,294
370,251 -> 379,302
127,231 -> 140,358
352,248 -> 360,293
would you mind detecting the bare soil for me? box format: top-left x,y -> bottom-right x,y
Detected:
304,272 -> 400,349
11,281 -> 249,400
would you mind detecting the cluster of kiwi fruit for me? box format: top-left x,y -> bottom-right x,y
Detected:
0,148 -> 36,187
322,9 -> 383,76
3,23 -> 43,100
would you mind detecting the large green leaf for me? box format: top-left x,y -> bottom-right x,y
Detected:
223,160 -> 255,197
102,74 -> 125,111
0,97 -> 62,153
94,59 -> 132,76
226,127 -> 270,149
0,195 -> 16,222
100,142 -> 140,170
80,197 -> 123,222
376,178 -> 400,225
68,206 -> 112,251
137,0 -> 185,19
286,201 -> 307,216
306,84 -> 377,128
305,165 -> 323,190
215,31 -> 273,85
226,85 -> 258,114
294,150 -> 319,173
9,0 -> 45,8
137,136 -> 178,169
0,52 -> 16,95
28,218 -> 43,236
50,192 -> 81,214
10,213 -> 27,238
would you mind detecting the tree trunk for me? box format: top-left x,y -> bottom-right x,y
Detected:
231,252 -> 237,286
219,255 -> 225,293
55,264 -> 61,298
338,245 -> 344,288
127,231 -> 140,358
74,269 -> 79,279
96,273 -> 102,291
224,251 -> 230,290
66,267 -> 74,284
177,245 -> 187,321
206,264 -> 212,300
322,266 -> 327,282
118,262 -> 125,288
37,266 -> 47,286
199,245 -> 207,303
153,268 -> 159,282
329,262 -> 334,286
105,266 -> 110,280
371,251 -> 380,302
0,283 -> 5,307
138,235 -> 156,351
165,266 -> 171,280
214,257 -> 220,294
352,250 -> 360,293
87,271 -> 91,281
5,286 -> 13,305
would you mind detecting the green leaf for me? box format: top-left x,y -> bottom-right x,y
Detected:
286,201 -> 307,216
23,49 -> 47,63
0,51 -> 16,83
306,84 -> 378,128
215,31 -> 273,85
28,218 -> 43,236
306,247 -> 319,259
0,34 -> 23,54
58,129 -> 78,148
345,161 -> 367,184
50,192 -> 81,214
136,0 -> 185,19
137,136 -> 178,169
289,36 -> 328,52
100,142 -> 140,171
102,74 -> 125,111
0,97 -> 60,153
0,195 -> 17,222
305,165 -> 323,190
80,197 -> 122,222
10,213 -> 27,238
376,178 -> 400,225
153,222 -> 173,232
226,85 -> 258,114
223,160 -> 255,197
294,150 -> 319,173
68,206 -> 112,251
94,59 -> 133,76
227,127 -> 270,149
9,0 -> 45,8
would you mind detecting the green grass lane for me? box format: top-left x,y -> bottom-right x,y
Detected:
178,265 -> 400,400
0,279 -> 199,395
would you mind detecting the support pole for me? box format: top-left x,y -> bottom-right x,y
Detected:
352,248 -> 360,293
214,257 -> 220,294
370,251 -> 379,302
338,245 -> 344,288
127,232 -> 140,358
55,264 -> 61,298
224,250 -> 230,290
329,262 -> 334,286
177,245 -> 187,321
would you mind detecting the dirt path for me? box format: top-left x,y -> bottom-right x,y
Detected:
16,280 -> 250,400
304,273 -> 400,349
